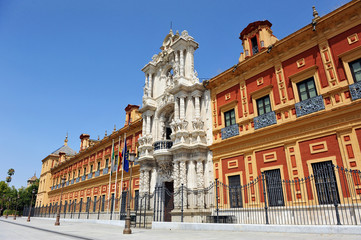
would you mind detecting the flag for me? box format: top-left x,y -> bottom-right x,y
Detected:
122,143 -> 129,172
117,145 -> 122,172
110,140 -> 115,174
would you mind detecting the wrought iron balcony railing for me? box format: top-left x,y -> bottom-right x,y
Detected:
71,179 -> 74,185
94,170 -> 100,177
66,181 -> 69,186
254,111 -> 277,130
349,81 -> 361,101
81,175 -> 86,181
295,95 -> 325,117
153,140 -> 173,151
58,184 -> 61,189
221,124 -> 239,140
76,177 -> 80,183
103,167 -> 109,175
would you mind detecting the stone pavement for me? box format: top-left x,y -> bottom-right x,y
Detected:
0,217 -> 360,240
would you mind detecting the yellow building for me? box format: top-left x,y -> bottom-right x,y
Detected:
35,105 -> 142,219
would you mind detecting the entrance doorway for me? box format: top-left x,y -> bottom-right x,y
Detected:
164,181 -> 174,222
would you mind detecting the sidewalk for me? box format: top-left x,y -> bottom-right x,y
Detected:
0,217 -> 360,240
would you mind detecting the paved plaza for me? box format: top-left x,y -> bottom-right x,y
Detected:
0,217 -> 361,240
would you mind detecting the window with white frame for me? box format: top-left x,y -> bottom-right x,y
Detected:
297,77 -> 318,101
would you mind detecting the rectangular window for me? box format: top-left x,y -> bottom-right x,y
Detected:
134,190 -> 139,211
114,156 -> 118,172
90,165 -> 93,173
256,95 -> 271,115
349,58 -> 361,82
101,195 -> 105,212
86,197 -> 90,212
83,167 -> 87,176
73,171 -> 75,179
297,77 -> 317,101
121,191 -> 127,214
312,161 -> 340,205
251,36 -> 259,55
224,109 -> 236,127
79,199 -> 83,212
97,162 -> 101,171
105,158 -> 109,167
78,170 -> 80,177
264,169 -> 284,207
93,196 -> 97,212
228,175 -> 243,208
110,193 -> 115,212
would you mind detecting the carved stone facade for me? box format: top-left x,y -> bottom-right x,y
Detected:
138,30 -> 213,212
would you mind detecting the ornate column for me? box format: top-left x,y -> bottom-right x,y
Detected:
173,161 -> 180,209
145,74 -> 149,97
174,51 -> 179,77
179,160 -> 187,210
196,160 -> 204,208
179,96 -> 185,120
187,160 -> 197,209
192,91 -> 202,119
174,97 -> 179,120
139,170 -> 144,194
159,116 -> 165,140
179,50 -> 184,77
148,73 -> 153,98
146,115 -> 151,135
142,169 -> 150,194
142,115 -> 146,135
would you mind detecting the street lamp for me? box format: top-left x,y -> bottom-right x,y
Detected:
14,194 -> 19,220
55,176 -> 66,226
27,189 -> 36,222
123,152 -> 136,234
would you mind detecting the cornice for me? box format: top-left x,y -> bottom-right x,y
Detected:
210,100 -> 361,157
208,0 -> 361,89
51,119 -> 142,173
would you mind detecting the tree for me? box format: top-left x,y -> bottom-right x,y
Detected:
6,168 -> 15,184
0,181 -> 10,215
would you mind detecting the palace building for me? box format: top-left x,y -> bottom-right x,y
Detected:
34,0 -> 361,226
207,0 -> 361,218
36,105 -> 142,219
137,29 -> 213,221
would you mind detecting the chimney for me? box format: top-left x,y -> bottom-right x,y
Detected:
80,134 -> 90,151
59,152 -> 66,162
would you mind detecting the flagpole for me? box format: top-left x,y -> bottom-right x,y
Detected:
107,139 -> 114,214
119,133 -> 126,215
113,136 -> 121,216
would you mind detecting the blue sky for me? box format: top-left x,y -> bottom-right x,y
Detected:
0,0 -> 349,188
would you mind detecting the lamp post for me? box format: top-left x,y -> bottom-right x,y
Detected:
55,176 -> 66,226
14,194 -> 19,220
123,152 -> 136,234
27,189 -> 36,222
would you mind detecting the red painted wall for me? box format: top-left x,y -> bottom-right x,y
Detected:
356,128 -> 361,152
216,84 -> 242,126
282,46 -> 328,99
221,154 -> 246,204
328,24 -> 361,82
246,67 -> 279,114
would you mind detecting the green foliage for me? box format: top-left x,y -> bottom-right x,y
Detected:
0,179 -> 38,216
7,168 -> 15,176
3,209 -> 19,216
